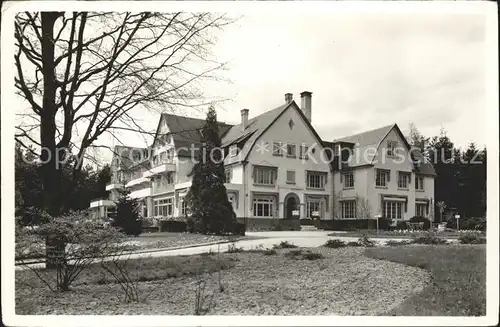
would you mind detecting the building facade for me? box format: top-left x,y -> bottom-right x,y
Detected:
90,91 -> 436,228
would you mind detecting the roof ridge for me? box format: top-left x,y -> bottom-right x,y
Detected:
161,112 -> 234,126
333,123 -> 396,142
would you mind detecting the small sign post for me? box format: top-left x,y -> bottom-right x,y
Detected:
455,214 -> 460,230
374,214 -> 382,235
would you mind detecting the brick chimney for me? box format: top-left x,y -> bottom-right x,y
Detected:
285,93 -> 293,103
300,91 -> 312,122
241,109 -> 249,131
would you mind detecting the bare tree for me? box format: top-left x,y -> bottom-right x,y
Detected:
354,194 -> 371,219
14,11 -> 233,265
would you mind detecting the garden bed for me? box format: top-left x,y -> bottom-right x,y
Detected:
16,247 -> 430,315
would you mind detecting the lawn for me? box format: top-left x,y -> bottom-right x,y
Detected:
16,246 -> 429,315
327,230 -> 481,239
364,244 -> 486,316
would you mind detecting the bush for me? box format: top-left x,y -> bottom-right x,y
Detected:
358,235 -> 376,247
16,210 -> 126,292
302,251 -> 324,260
447,217 -> 486,231
114,190 -> 142,236
159,219 -> 187,233
385,240 -> 412,246
273,241 -> 298,249
324,239 -> 347,248
227,243 -> 244,253
409,216 -> 431,230
458,232 -> 487,244
233,222 -> 246,236
412,232 -> 448,245
347,241 -> 363,247
333,218 -> 390,231
263,248 -> 277,255
284,249 -> 303,259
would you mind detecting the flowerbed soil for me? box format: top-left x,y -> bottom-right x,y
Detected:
364,244 -> 486,316
16,247 -> 429,315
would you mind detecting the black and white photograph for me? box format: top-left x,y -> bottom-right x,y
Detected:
1,1 -> 498,326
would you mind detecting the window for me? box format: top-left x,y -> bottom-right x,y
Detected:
307,171 -> 327,189
343,171 -> 354,189
141,202 -> 148,218
376,169 -> 390,187
154,198 -> 173,217
252,196 -> 274,217
286,170 -> 296,184
383,201 -> 403,219
341,201 -> 356,219
398,172 -> 411,189
299,144 -> 309,159
273,141 -> 284,156
307,199 -> 323,218
387,140 -> 398,157
253,166 -> 277,185
416,203 -> 427,217
180,198 -> 188,216
155,172 -> 175,189
224,168 -> 232,183
229,144 -> 238,157
286,144 -> 296,158
415,176 -> 424,191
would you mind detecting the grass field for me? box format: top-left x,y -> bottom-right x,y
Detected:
364,244 -> 486,316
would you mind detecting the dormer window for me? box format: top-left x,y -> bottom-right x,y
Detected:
229,144 -> 238,157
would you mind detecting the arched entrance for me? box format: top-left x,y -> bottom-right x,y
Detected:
284,193 -> 300,219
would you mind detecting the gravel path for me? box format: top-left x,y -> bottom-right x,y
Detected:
16,247 -> 430,315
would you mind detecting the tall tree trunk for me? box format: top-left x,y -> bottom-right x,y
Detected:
40,12 -> 65,268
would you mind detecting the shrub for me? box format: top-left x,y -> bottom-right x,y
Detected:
233,222 -> 246,236
447,217 -> 486,231
302,251 -> 324,260
284,249 -> 303,259
227,243 -> 244,253
412,232 -> 448,245
263,248 -> 277,256
409,216 -> 431,230
113,190 -> 142,236
385,240 -> 412,246
159,219 -> 187,233
459,232 -> 487,244
324,239 -> 347,248
358,235 -> 376,247
347,241 -> 363,247
273,241 -> 298,249
16,211 -> 126,292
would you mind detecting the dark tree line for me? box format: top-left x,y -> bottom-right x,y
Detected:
407,125 -> 486,221
15,142 -> 111,225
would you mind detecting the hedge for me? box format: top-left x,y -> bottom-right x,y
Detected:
332,218 -> 390,231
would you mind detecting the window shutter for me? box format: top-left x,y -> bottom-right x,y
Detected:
387,170 -> 391,181
340,174 -> 343,183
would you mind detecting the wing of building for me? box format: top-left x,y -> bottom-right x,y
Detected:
90,91 -> 436,230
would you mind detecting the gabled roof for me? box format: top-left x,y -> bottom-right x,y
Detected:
112,145 -> 147,170
221,100 -> 326,165
160,113 -> 233,157
332,123 -> 436,176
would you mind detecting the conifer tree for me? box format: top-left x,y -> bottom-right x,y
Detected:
113,189 -> 142,236
186,106 -> 236,234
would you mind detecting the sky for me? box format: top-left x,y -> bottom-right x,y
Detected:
208,12 -> 488,150
11,6 -> 492,165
